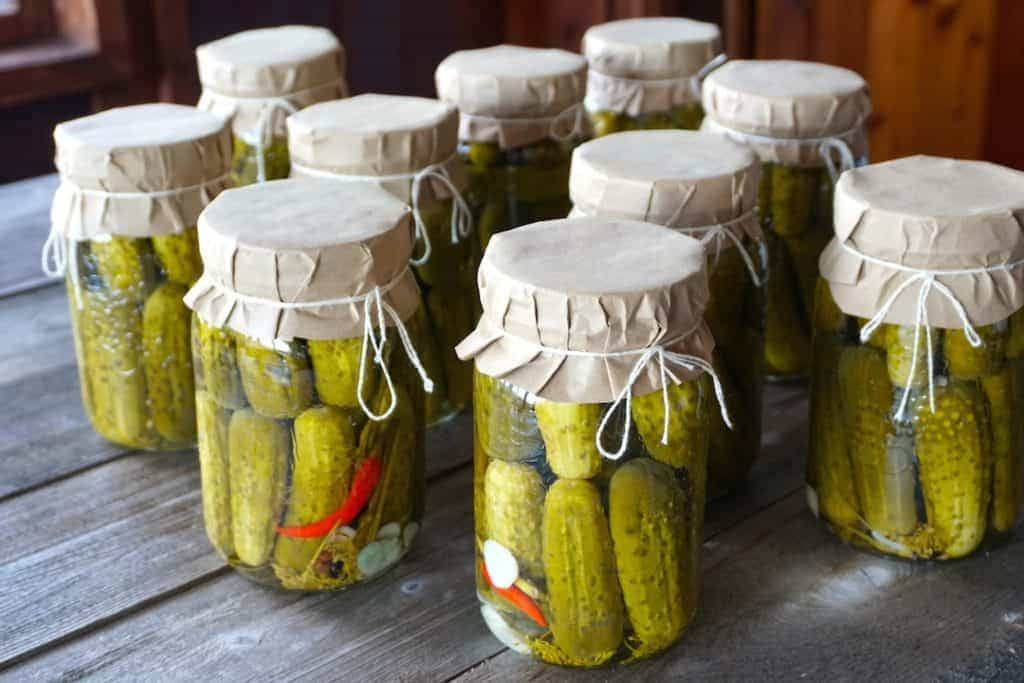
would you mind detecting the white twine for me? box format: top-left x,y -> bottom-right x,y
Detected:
676,209 -> 763,287
521,335 -> 731,460
41,173 -> 230,309
585,52 -> 728,108
460,103 -> 586,143
702,117 -> 861,184
203,78 -> 345,183
290,154 -> 474,266
841,241 -> 1024,419
200,267 -> 434,422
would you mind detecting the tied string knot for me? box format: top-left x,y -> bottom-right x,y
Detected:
587,342 -> 732,460
676,209 -> 763,287
461,102 -> 586,143
842,241 -> 1023,419
290,154 -> 474,267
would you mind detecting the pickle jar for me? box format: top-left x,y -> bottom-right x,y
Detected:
457,217 -> 728,666
810,155 -> 1024,560
288,94 -> 478,425
183,178 -> 431,589
582,17 -> 722,136
702,60 -> 871,378
197,25 -> 347,186
46,103 -> 232,451
435,45 -> 587,249
569,130 -> 764,497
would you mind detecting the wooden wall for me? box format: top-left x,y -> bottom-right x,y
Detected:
0,0 -> 1020,183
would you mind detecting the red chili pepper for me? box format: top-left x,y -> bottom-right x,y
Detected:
277,455 -> 383,538
480,561 -> 547,628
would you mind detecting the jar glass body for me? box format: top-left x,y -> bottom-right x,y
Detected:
807,279 -> 1024,560
587,103 -> 704,137
409,198 -> 479,424
758,158 -> 866,378
231,135 -> 290,186
67,229 -> 202,450
191,315 -> 427,590
473,369 -> 709,666
460,137 -> 576,250
703,236 -> 766,496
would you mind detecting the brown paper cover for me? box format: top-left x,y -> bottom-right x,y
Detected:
51,103 -> 232,240
456,216 -> 713,403
819,155 -> 1024,328
184,178 -> 420,342
435,45 -> 587,149
582,17 -> 721,115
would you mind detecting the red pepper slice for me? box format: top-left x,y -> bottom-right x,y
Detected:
277,455 -> 383,538
480,561 -> 548,628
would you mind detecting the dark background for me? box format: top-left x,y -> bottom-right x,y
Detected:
0,0 -> 1020,184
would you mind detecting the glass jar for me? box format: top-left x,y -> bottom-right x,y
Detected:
197,26 -> 348,185
191,315 -> 426,589
184,178 -> 431,589
568,130 -> 765,497
702,60 -> 871,379
287,94 -> 478,424
436,45 -> 587,249
457,217 -> 723,666
582,17 -> 722,137
809,156 -> 1024,560
47,103 -> 232,451
473,369 -> 709,666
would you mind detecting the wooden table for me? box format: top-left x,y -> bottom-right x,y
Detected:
1,174 -> 1022,682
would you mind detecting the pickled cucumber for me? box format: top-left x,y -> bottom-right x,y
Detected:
609,458 -> 693,657
812,277 -> 844,335
141,282 -> 195,444
194,319 -> 247,409
90,236 -> 153,298
474,370 -> 543,462
307,337 -> 380,410
152,229 -> 202,286
426,288 -> 474,411
540,478 -> 624,666
228,409 -> 291,567
632,378 -> 709,477
946,323 -> 1007,379
534,400 -> 602,479
196,391 -> 233,559
768,166 -> 819,237
483,460 -> 545,577
913,381 -> 993,558
982,366 -> 1020,533
273,405 -> 358,574
231,136 -> 290,186
886,324 -> 932,389
764,231 -> 811,376
236,336 -> 315,418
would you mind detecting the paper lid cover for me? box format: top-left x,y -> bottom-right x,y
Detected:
583,17 -> 721,79
820,155 -> 1024,328
435,45 -> 587,148
570,129 -> 760,244
51,103 -> 232,239
456,216 -> 713,402
184,178 -> 420,342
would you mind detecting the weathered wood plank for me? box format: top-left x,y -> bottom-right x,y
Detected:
0,173 -> 59,298
1,386 -> 808,680
0,412 -> 472,671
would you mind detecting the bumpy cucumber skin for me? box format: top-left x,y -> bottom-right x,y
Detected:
196,390 -> 233,560
534,400 -> 603,479
484,460 -> 545,578
142,282 -> 196,445
632,378 -> 709,477
609,458 -> 695,657
193,316 -> 247,409
763,230 -> 811,376
983,365 -> 1020,533
946,323 -> 1007,379
913,382 -> 993,559
541,478 -> 624,667
273,406 -> 358,575
90,236 -> 154,297
231,136 -> 290,186
227,409 -> 290,567
151,228 -> 202,286
236,336 -> 315,418
885,325 -> 932,388
307,337 -> 379,410
838,346 -> 918,541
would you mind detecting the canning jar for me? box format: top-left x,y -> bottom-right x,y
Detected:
184,178 -> 432,589
702,60 -> 871,378
435,45 -> 587,249
457,217 -> 731,666
197,26 -> 347,186
582,17 -> 722,137
45,103 -> 232,450
569,130 -> 764,497
810,156 -> 1024,560
288,94 -> 477,425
